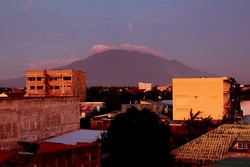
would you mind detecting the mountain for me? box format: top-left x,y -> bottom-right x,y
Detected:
0,76 -> 26,88
0,49 -> 217,88
61,49 -> 216,86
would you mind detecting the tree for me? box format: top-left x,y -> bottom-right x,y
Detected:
182,109 -> 213,141
104,107 -> 172,167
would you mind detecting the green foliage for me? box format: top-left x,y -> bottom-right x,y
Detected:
104,107 -> 172,167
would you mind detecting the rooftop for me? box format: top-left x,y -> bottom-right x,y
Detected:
171,124 -> 250,165
43,129 -> 105,145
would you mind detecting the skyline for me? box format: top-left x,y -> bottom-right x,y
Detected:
1,0 -> 250,83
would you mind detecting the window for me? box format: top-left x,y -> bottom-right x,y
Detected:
176,95 -> 190,105
63,76 -> 72,80
37,86 -> 43,90
238,142 -> 248,150
28,77 -> 35,81
96,121 -> 102,125
55,86 -> 60,89
30,86 -> 35,90
37,77 -> 42,81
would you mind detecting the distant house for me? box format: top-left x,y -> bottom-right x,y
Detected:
90,119 -> 112,130
157,84 -> 172,92
80,106 -> 94,118
138,82 -> 153,91
80,102 -> 105,118
90,111 -> 120,130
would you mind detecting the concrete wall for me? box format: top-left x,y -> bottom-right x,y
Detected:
0,97 -> 80,149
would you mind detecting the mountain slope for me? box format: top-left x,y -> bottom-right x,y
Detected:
0,76 -> 26,88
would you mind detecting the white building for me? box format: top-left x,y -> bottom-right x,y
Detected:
138,82 -> 153,91
241,100 -> 250,115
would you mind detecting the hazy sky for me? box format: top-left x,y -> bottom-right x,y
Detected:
0,0 -> 250,83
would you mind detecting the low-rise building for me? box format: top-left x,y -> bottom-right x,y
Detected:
25,69 -> 86,101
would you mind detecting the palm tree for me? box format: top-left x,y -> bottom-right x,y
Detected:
182,109 -> 202,141
200,115 -> 214,132
182,109 -> 213,141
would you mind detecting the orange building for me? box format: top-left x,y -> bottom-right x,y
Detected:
25,69 -> 86,101
173,77 -> 231,120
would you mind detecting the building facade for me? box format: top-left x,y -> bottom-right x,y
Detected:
138,82 -> 153,91
173,77 -> 231,120
25,69 -> 86,101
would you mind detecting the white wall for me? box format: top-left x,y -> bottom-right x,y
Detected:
241,101 -> 250,115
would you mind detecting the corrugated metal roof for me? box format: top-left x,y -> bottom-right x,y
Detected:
208,158 -> 250,167
240,115 -> 250,124
160,100 -> 173,105
80,106 -> 94,111
43,129 -> 106,145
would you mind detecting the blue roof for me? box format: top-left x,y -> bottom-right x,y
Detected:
160,100 -> 172,105
240,115 -> 250,124
43,129 -> 106,145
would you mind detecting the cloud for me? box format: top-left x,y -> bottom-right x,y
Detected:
89,45 -> 111,54
128,22 -> 133,32
89,44 -> 165,58
27,0 -> 33,6
23,54 -> 84,70
26,0 -> 33,8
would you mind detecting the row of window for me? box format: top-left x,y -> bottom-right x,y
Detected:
30,86 -> 43,90
27,76 -> 72,81
30,85 -> 72,90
